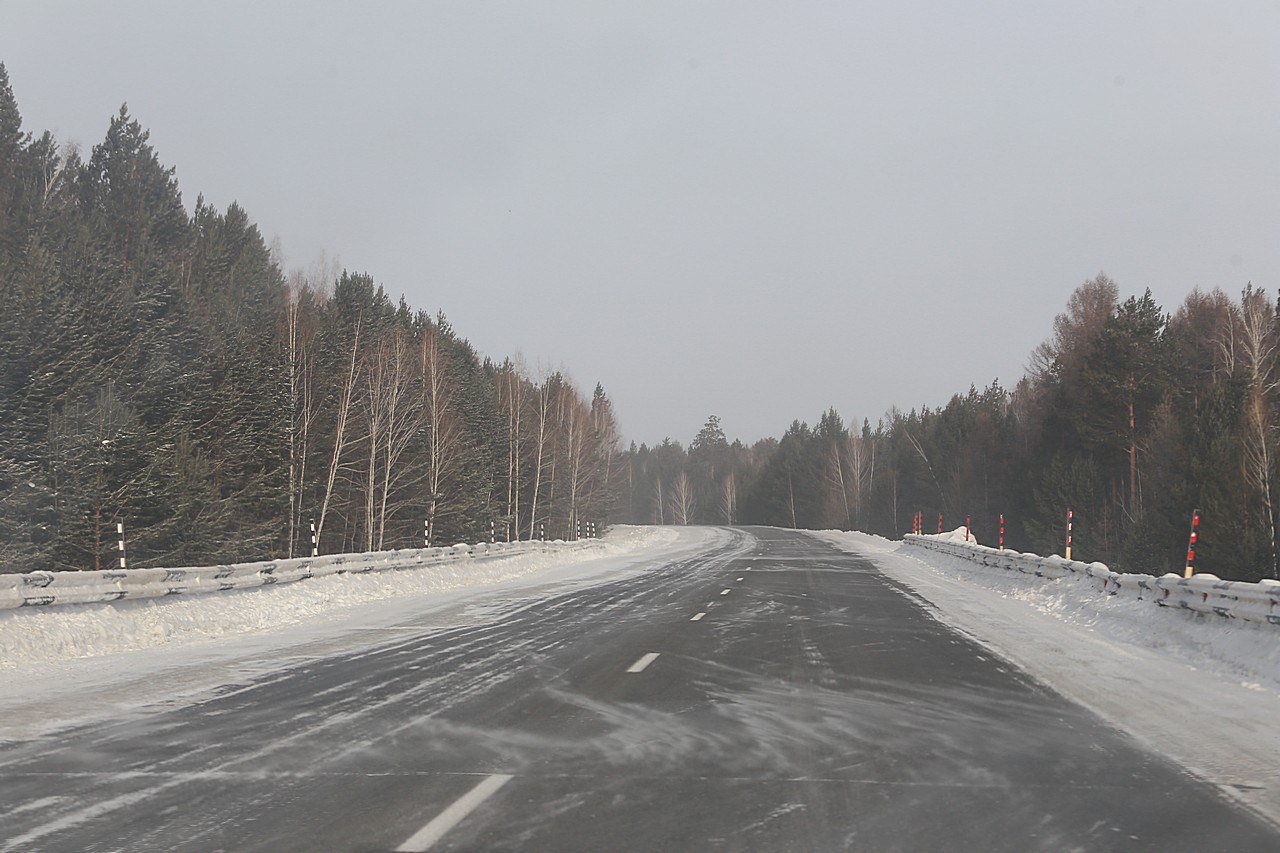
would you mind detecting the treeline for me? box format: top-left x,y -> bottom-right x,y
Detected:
621,275 -> 1280,582
0,65 -> 619,572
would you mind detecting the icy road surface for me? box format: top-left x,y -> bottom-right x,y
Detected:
1,527 -> 1275,851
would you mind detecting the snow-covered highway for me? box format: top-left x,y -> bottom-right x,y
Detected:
1,527 -> 1276,851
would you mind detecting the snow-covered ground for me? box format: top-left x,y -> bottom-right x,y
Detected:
0,525 -> 725,739
814,529 -> 1280,824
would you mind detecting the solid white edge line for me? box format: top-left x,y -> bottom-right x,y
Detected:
690,612 -> 706,621
395,773 -> 514,852
627,652 -> 661,673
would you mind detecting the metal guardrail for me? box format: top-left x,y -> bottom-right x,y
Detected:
0,540 -> 600,610
902,534 -> 1280,626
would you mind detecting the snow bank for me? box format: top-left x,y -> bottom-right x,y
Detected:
813,528 -> 1280,824
0,526 -> 674,671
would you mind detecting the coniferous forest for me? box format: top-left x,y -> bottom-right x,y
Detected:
4,63 -> 1277,585
0,66 -> 620,572
620,276 -> 1280,583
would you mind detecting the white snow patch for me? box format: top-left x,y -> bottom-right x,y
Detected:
0,526 -> 675,672
813,529 -> 1280,825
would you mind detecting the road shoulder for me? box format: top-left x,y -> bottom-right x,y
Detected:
812,529 -> 1280,829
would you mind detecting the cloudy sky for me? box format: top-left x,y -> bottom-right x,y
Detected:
3,1 -> 1278,444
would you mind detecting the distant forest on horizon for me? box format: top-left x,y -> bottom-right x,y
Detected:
620,274 -> 1280,582
2,63 -> 1277,583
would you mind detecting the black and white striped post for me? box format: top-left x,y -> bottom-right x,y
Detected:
423,519 -> 430,549
539,523 -> 545,542
117,521 -> 128,569
1065,509 -> 1074,560
490,519 -> 496,544
310,520 -> 318,557
1184,509 -> 1201,578
999,514 -> 1005,551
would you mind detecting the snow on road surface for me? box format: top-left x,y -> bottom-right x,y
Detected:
815,529 -> 1280,826
0,525 -> 724,739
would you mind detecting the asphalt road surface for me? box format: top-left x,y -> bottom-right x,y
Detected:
1,527 -> 1276,851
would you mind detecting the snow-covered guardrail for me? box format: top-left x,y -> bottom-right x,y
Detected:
903,533 -> 1280,627
0,539 -> 599,610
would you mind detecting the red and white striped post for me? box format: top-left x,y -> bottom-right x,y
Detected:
998,514 -> 1005,551
964,515 -> 971,542
1065,509 -> 1074,560
1184,509 -> 1201,578
937,513 -> 944,535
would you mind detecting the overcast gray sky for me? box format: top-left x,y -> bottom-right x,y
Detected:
3,1 -> 1278,445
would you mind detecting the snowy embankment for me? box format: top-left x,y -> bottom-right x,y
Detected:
814,528 -> 1280,824
0,526 -> 679,672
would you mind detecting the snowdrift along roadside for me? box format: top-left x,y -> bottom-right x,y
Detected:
813,529 -> 1280,825
0,526 -> 676,671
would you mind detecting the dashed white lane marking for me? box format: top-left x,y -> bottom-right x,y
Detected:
690,612 -> 706,621
720,589 -> 731,595
626,652 -> 661,673
395,773 -> 513,851
736,577 -> 744,581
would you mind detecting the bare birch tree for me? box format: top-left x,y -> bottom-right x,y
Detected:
669,470 -> 694,525
315,317 -> 361,553
1239,284 -> 1279,578
527,376 -> 553,539
497,359 -> 527,541
420,323 -> 462,547
283,273 -> 317,556
361,327 -> 423,550
720,472 -> 737,524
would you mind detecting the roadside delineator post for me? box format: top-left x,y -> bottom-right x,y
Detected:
490,519 -> 496,544
1065,508 -> 1074,561
999,514 -> 1005,551
310,519 -> 318,557
937,513 -> 944,535
1184,509 -> 1201,578
117,521 -> 128,569
423,519 -> 429,549
965,516 -> 971,542
539,523 -> 545,542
